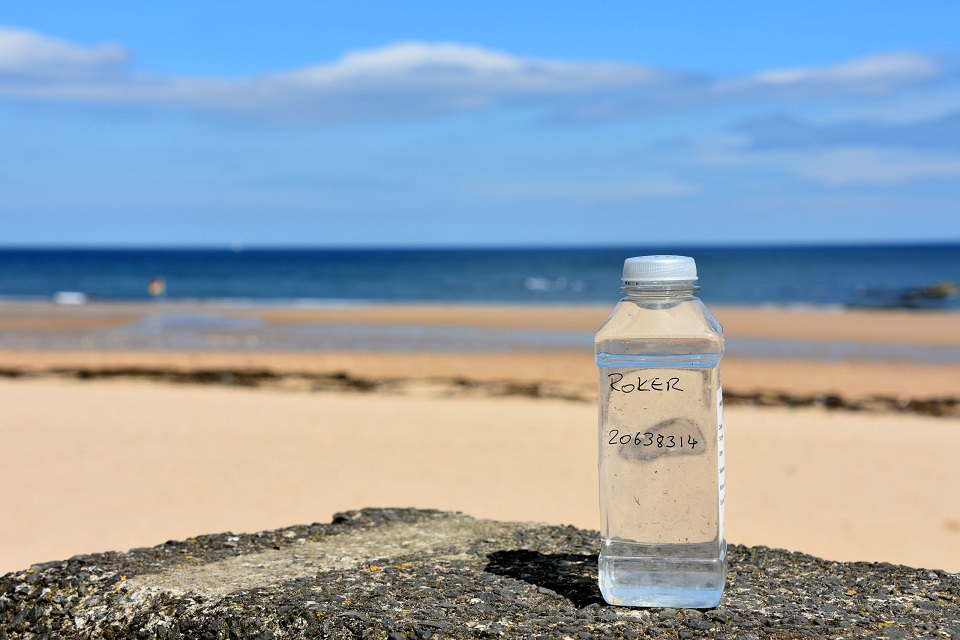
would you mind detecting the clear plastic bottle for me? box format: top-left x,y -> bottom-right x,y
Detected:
595,255 -> 725,608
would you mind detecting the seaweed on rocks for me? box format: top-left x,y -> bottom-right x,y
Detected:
2,366 -> 958,416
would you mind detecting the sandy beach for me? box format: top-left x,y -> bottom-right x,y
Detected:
1,301 -> 959,575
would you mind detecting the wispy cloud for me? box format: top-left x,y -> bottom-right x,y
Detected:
467,177 -> 701,202
718,53 -> 942,98
0,27 -> 671,123
0,26 -> 128,80
0,26 -> 953,125
788,148 -> 960,185
557,53 -> 949,122
734,112 -> 960,151
697,133 -> 960,186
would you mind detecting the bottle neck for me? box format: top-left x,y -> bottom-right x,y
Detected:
620,281 -> 699,301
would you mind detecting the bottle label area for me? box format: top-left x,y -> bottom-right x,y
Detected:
598,363 -> 723,547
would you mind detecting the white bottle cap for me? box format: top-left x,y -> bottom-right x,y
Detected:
622,255 -> 698,283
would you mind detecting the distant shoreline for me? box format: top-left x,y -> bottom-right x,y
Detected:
3,295 -> 958,312
1,301 -> 959,359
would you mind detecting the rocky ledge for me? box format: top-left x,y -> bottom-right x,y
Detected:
2,509 -> 958,639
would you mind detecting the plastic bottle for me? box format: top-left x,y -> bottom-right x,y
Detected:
595,255 -> 725,608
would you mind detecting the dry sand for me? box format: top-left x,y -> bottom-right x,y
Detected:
1,302 -> 959,575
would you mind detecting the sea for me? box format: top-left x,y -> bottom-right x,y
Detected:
0,245 -> 958,360
1,244 -> 958,309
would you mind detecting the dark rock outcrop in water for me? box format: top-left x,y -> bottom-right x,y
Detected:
2,509 -> 958,639
851,280 -> 958,309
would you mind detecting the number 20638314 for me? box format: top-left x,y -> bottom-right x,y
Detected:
607,430 -> 699,449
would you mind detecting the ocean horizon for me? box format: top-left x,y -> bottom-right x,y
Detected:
0,243 -> 958,310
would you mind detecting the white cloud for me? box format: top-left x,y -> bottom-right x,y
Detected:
0,26 -> 128,79
316,42 -> 526,77
213,42 -> 672,122
562,53 -> 948,122
0,28 -> 672,122
724,52 -> 940,96
0,26 -> 953,125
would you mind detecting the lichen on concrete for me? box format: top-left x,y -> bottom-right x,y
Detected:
2,508 -> 958,639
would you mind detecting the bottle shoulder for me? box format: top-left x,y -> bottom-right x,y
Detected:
595,297 -> 723,353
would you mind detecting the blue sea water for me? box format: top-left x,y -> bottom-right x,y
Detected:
1,245 -> 958,360
0,245 -> 958,309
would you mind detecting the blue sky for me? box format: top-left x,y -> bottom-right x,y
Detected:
1,1 -> 959,247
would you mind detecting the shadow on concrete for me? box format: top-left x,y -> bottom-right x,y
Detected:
484,550 -> 605,608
